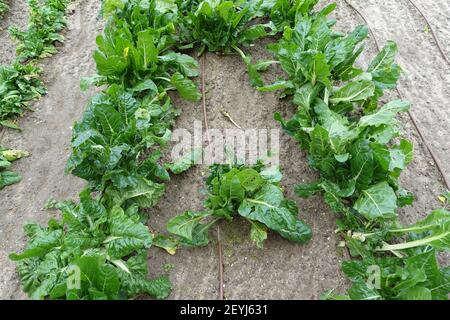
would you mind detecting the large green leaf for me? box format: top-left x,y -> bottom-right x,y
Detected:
106,207 -> 153,259
368,41 -> 401,91
166,211 -> 211,242
170,72 -> 201,101
112,177 -> 165,208
353,182 -> 397,220
159,52 -> 199,77
329,80 -> 375,104
94,52 -> 128,77
359,100 -> 410,127
73,255 -> 120,299
239,184 -> 311,243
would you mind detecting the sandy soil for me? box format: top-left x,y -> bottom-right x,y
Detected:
0,0 -> 448,299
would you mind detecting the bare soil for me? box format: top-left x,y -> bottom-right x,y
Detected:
0,0 -> 448,299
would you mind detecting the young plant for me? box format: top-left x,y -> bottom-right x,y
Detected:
259,4 -> 411,221
157,162 -> 312,251
66,84 -> 177,204
0,62 -> 46,126
325,209 -> 450,300
325,248 -> 450,300
177,0 -> 276,53
90,0 -> 201,101
9,0 -> 69,61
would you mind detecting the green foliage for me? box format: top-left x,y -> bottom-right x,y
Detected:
264,3 -> 410,221
0,63 -> 46,125
177,0 -> 276,53
158,162 -> 311,251
9,191 -> 171,299
338,249 -> 449,300
66,84 -> 176,200
9,0 -> 69,61
91,0 -> 201,101
10,0 -> 448,301
165,147 -> 202,174
10,0 -> 199,300
255,1 -> 449,300
0,146 -> 29,189
0,0 -> 69,125
0,0 -> 8,17
326,209 -> 450,300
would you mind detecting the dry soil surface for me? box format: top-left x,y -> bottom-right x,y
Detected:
0,0 -> 448,300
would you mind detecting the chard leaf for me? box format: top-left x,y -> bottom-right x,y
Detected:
371,139 -> 413,172
295,181 -> 321,198
159,52 -> 199,77
298,52 -> 331,87
73,255 -> 120,299
257,80 -> 293,92
166,211 -> 211,242
153,235 -> 178,255
0,171 -> 22,189
399,287 -> 432,300
94,52 -> 128,77
170,72 -> 201,101
107,177 -> 165,208
9,228 -> 63,261
92,103 -> 124,138
350,139 -> 374,190
359,100 -> 410,127
353,182 -> 397,220
348,281 -> 381,300
293,83 -> 320,108
320,180 -> 355,213
368,41 -> 401,92
106,207 -> 153,259
239,184 -> 311,243
382,209 -> 450,252
117,251 -> 172,300
329,80 -> 375,104
130,79 -> 158,93
136,29 -> 158,70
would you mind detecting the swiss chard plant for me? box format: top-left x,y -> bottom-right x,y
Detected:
156,162 -> 311,251
0,62 -> 47,127
9,190 -> 171,299
176,0 -> 282,88
66,84 -> 177,200
177,0 -> 276,53
9,0 -> 69,62
89,0 -> 201,101
0,0 -> 70,127
257,4 -> 410,222
324,208 -> 450,300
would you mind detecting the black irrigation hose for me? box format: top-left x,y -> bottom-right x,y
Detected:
344,0 -> 450,191
407,0 -> 450,67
